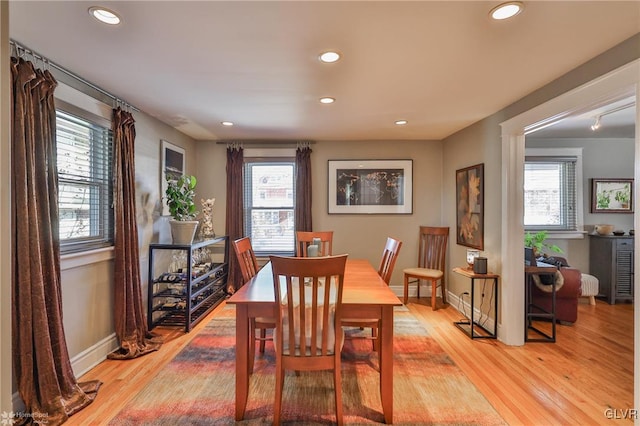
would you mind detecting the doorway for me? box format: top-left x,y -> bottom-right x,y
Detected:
499,59 -> 640,411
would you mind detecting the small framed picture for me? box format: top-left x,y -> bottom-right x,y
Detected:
591,178 -> 633,213
161,140 -> 185,216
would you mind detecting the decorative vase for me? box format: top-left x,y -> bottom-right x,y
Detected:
170,220 -> 199,245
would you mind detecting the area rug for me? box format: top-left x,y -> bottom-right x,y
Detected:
110,306 -> 506,425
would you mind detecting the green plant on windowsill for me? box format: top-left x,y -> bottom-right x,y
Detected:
524,230 -> 564,258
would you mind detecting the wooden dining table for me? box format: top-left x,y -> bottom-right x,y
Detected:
226,258 -> 402,424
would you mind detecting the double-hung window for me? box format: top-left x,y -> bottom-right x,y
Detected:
524,148 -> 582,232
243,158 -> 295,256
56,104 -> 114,253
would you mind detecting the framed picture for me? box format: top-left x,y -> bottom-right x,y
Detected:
328,159 -> 413,214
161,140 -> 185,216
456,163 -> 484,250
591,178 -> 633,213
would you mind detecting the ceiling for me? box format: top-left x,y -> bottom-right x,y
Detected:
8,1 -> 640,142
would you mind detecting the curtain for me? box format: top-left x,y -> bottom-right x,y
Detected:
295,145 -> 313,232
11,57 -> 101,425
108,108 -> 162,360
226,145 -> 244,293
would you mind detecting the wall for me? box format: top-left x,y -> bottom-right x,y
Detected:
195,139 -> 444,290
526,137 -> 635,272
1,1 -> 13,413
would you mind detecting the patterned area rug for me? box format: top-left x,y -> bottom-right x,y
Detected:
110,306 -> 506,425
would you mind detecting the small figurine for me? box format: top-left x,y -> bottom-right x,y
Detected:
200,198 -> 216,238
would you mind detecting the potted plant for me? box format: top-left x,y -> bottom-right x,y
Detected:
164,174 -> 199,244
524,230 -> 563,259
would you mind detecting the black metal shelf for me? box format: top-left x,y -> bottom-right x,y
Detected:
147,236 -> 229,332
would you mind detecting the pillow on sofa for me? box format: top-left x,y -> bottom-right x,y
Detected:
537,256 -> 570,268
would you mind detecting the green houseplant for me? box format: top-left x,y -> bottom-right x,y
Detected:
524,230 -> 563,258
165,175 -> 199,244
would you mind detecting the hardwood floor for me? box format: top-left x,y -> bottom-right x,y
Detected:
69,298 -> 633,425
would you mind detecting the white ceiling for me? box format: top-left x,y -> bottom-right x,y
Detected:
8,1 -> 640,141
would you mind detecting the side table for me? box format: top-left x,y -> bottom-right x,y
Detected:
452,267 -> 499,339
525,264 -> 558,342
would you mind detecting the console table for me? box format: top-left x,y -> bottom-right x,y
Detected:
452,267 -> 499,339
525,264 -> 558,342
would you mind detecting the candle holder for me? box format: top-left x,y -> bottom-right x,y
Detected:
466,249 -> 480,270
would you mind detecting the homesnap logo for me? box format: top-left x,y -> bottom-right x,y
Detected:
0,411 -> 14,425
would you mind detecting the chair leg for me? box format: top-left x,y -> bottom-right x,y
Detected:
416,278 -> 421,299
334,356 -> 343,426
431,279 -> 437,310
589,296 -> 596,305
371,326 -> 378,352
403,274 -> 409,304
274,361 -> 284,425
259,328 -> 267,353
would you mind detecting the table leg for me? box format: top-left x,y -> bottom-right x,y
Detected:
235,305 -> 249,421
379,306 -> 394,424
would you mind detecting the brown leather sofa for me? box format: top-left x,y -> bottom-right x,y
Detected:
530,257 -> 582,323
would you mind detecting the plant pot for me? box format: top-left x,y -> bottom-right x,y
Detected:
170,220 -> 199,245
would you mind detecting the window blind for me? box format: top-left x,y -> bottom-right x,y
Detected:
56,109 -> 114,253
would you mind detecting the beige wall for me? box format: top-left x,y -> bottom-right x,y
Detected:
195,139 -> 444,289
1,1 -> 13,413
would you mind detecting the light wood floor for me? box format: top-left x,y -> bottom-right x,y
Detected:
69,298 -> 633,425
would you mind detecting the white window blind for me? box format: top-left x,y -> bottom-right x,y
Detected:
524,156 -> 577,231
243,159 -> 295,256
56,109 -> 114,253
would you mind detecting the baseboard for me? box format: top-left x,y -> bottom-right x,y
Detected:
70,333 -> 119,378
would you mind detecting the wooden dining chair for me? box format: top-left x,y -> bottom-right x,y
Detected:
270,254 -> 348,425
232,236 -> 275,373
342,237 -> 402,352
295,231 -> 333,257
403,226 -> 449,309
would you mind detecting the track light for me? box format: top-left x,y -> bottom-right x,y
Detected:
591,116 -> 601,131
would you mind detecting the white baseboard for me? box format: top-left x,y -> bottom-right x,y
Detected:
70,333 -> 119,378
391,284 -> 496,332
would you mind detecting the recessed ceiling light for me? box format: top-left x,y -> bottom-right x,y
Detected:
221,121 -> 234,126
319,51 -> 341,63
489,2 -> 523,20
395,120 -> 408,125
319,97 -> 335,104
88,6 -> 121,25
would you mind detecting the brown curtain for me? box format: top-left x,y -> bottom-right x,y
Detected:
295,145 -> 313,232
108,108 -> 162,360
11,57 -> 101,425
226,145 -> 244,292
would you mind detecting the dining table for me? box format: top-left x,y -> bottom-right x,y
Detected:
226,257 -> 402,424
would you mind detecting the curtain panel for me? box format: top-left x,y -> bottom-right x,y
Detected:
226,146 -> 244,292
11,57 -> 101,425
295,146 -> 313,232
108,108 -> 162,360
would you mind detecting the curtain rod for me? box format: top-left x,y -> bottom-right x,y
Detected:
216,140 -> 315,146
10,39 -> 139,112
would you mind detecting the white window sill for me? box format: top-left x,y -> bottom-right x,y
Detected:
61,246 -> 114,271
544,230 -> 587,239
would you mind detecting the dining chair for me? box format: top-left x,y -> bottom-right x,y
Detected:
295,230 -> 334,257
270,254 -> 348,425
232,236 -> 275,373
342,237 -> 402,352
403,226 -> 449,309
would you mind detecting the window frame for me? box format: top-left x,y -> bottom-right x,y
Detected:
55,99 -> 114,254
524,147 -> 585,239
243,154 -> 296,257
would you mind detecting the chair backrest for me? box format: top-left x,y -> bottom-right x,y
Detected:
270,254 -> 347,357
378,237 -> 403,284
418,227 -> 449,272
295,231 -> 334,257
232,237 -> 259,283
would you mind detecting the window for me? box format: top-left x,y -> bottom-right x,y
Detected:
56,108 -> 114,253
524,150 -> 581,232
244,159 -> 295,256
